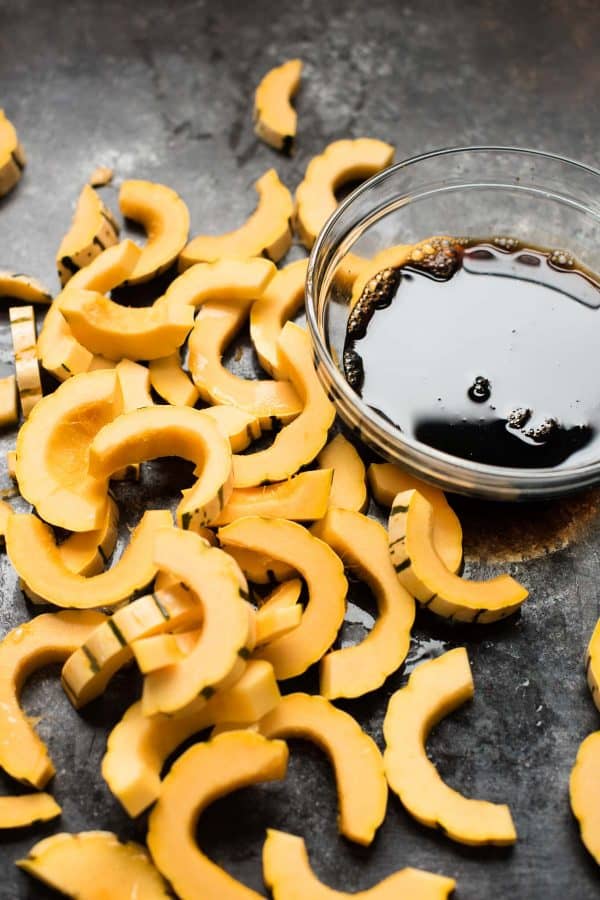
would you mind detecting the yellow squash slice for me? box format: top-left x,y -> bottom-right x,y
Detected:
18,831 -> 170,898
179,169 -> 293,268
0,272 -> 51,304
570,730 -> 600,865
317,433 -> 367,512
233,322 -> 335,487
294,139 -> 394,249
0,375 -> 17,427
200,404 -> 262,452
0,498 -> 11,544
6,510 -> 172,609
142,528 -> 255,715
165,256 -> 276,311
212,468 -> 332,525
219,516 -> 347,679
383,648 -> 517,846
586,619 -> 600,712
254,59 -> 303,152
0,109 -> 26,197
224,546 -> 295,585
0,611 -> 105,787
56,185 -> 120,285
368,462 -> 463,585
102,659 -> 280,816
15,369 -> 121,531
54,496 -> 119,578
250,257 -> 307,377
258,693 -> 387,845
188,301 -> 302,426
89,405 -> 233,530
389,489 -> 528,622
149,350 -> 199,407
130,629 -> 200,674
147,732 -> 288,900
255,603 -> 302,646
89,165 -> 113,187
313,510 -> 415,699
0,794 -> 60,829
263,829 -> 456,900
9,305 -> 42,417
119,179 -> 190,284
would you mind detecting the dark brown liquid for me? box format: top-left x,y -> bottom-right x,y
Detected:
344,240 -> 600,469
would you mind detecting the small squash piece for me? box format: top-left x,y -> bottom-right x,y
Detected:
130,629 -> 201,674
10,305 -> 42,417
250,257 -> 307,377
295,139 -> 394,249
233,322 -> 335,487
255,604 -> 302,646
570,730 -> 600,865
6,510 -> 172,609
200,404 -> 262,452
254,59 -> 303,153
212,469 -> 332,526
0,794 -> 61,829
55,496 -> 119,578
89,406 -> 233,531
116,358 -> 153,410
383,648 -> 517,846
149,351 -> 199,407
119,179 -> 190,284
318,433 -> 367,512
258,693 -> 387,845
219,516 -> 347,679
263,829 -> 456,900
586,619 -> 600,712
0,611 -> 105,787
188,301 -> 302,426
56,185 -> 120,285
89,165 -> 113,187
224,546 -> 296,585
179,169 -> 293,268
147,732 -> 288,900
18,831 -> 170,898
0,498 -> 11,544
0,272 -> 51,304
0,109 -> 26,197
390,490 -> 528,622
313,509 -> 415,699
165,256 -> 276,311
0,375 -> 17,427
102,659 -> 280,816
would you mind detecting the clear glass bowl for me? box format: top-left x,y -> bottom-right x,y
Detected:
305,146 -> 600,501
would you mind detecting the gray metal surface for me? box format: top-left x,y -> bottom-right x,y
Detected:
0,0 -> 599,897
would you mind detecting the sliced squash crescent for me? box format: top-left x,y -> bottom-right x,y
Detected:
258,693 -> 386,845
165,256 -> 276,311
0,109 -> 26,197
130,628 -> 201,674
212,468 -> 332,526
383,647 -> 517,846
390,490 -> 528,622
54,496 -> 119,578
586,619 -> 600,712
219,516 -> 347,679
188,301 -> 302,426
233,322 -> 335,487
6,510 -> 172,609
89,406 -> 233,530
0,271 -> 51,304
102,659 -> 280,816
255,603 -> 302,646
179,169 -> 293,268
119,179 -> 190,284
250,257 -> 307,377
10,305 -> 42,417
318,433 -> 367,512
200,404 -> 262,452
254,59 -> 303,152
0,611 -> 105,787
263,829 -> 456,900
15,369 -> 121,531
18,831 -> 170,898
56,185 -> 120,286
224,546 -> 296,585
0,375 -> 17,427
570,730 -> 600,865
142,528 -> 255,715
294,139 -> 394,249
149,350 -> 200,407
147,732 -> 288,900
313,509 -> 414,699
0,793 -> 61,829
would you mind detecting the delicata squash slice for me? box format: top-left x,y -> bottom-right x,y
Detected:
263,829 -> 456,900
312,510 -> 415,699
119,179 -> 190,284
200,404 -> 262,452
219,516 -> 347,679
0,376 -> 17,428
224,545 -> 295,585
147,732 -> 288,900
0,611 -> 105,788
102,659 -> 280,816
586,618 -> 600,711
56,185 -> 120,286
179,169 -> 293,268
294,139 -> 394,249
211,468 -> 332,526
0,271 -> 51,304
383,648 -> 517,846
569,730 -> 600,865
0,108 -> 26,197
232,322 -> 335,487
130,628 -> 201,674
254,59 -> 303,153
10,305 -> 42,418
165,255 -> 276,311
0,794 -> 61,829
250,257 -> 307,377
317,432 -> 367,512
18,831 -> 171,899
149,350 -> 199,407
389,490 -> 528,622
6,510 -> 172,609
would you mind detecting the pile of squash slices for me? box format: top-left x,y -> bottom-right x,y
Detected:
0,59 -> 598,900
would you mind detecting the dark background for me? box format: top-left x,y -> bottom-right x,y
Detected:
1,0 -> 600,897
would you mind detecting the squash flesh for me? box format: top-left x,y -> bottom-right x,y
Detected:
0,272 -> 51,304
250,257 -> 307,377
317,433 -> 367,512
165,256 -> 276,310
254,59 -> 303,151
0,794 -> 60,829
586,619 -> 600,711
0,375 -> 17,427
569,730 -> 600,865
149,351 -> 199,407
200,404 -> 262,452
119,180 -> 190,284
56,185 -> 119,286
212,469 -> 332,526
0,108 -> 26,197
9,305 -> 42,418
224,546 -> 295,585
